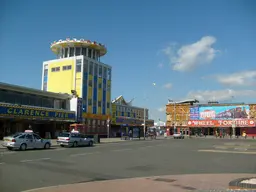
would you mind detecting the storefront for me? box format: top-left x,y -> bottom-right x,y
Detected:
110,117 -> 154,137
0,103 -> 76,139
189,104 -> 256,136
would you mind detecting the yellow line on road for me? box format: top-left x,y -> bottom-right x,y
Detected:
198,149 -> 256,155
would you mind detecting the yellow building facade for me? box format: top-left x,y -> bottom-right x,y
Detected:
42,38 -> 111,135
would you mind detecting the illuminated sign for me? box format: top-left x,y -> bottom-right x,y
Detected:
0,105 -> 75,121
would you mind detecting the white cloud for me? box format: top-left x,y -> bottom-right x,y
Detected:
157,63 -> 164,68
158,106 -> 166,112
187,89 -> 256,102
163,36 -> 218,72
213,71 -> 256,86
162,83 -> 172,89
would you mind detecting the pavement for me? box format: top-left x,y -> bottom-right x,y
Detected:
0,138 -> 256,192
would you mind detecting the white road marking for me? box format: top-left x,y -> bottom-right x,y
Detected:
20,158 -> 51,163
139,146 -> 154,149
112,148 -> 132,152
0,162 -> 5,165
70,152 -> 100,157
198,149 -> 256,155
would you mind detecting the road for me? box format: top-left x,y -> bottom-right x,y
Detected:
0,138 -> 256,192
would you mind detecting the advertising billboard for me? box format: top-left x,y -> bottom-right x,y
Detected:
190,107 -> 199,120
190,105 -> 250,120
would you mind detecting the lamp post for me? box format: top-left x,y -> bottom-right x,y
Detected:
107,118 -> 110,139
143,107 -> 146,140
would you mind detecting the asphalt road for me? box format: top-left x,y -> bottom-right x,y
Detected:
0,138 -> 256,192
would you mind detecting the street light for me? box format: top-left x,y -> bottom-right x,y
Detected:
168,99 -> 177,134
143,82 -> 157,140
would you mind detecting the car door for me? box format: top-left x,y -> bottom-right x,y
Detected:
33,134 -> 43,148
25,134 -> 34,149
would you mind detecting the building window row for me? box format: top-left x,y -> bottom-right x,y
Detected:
0,89 -> 67,109
59,47 -> 100,61
83,59 -> 111,80
63,65 -> 72,71
51,67 -> 60,72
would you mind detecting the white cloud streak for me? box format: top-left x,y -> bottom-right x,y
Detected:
187,89 -> 256,102
162,83 -> 172,89
212,71 -> 256,86
163,36 -> 218,72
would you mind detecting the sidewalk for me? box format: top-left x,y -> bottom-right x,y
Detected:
0,138 -> 129,149
22,173 -> 256,192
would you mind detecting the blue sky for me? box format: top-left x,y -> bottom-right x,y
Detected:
1,0 -> 256,121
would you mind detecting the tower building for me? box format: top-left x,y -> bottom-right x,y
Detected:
42,38 -> 111,134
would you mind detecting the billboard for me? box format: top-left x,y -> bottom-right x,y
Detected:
190,107 -> 199,120
190,105 -> 250,120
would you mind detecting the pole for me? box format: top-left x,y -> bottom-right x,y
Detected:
143,107 -> 146,140
174,102 -> 176,134
107,118 -> 110,139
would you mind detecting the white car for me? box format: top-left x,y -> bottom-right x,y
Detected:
57,132 -> 94,147
2,130 -> 51,151
173,133 -> 185,139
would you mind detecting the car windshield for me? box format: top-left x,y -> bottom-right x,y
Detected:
58,132 -> 70,137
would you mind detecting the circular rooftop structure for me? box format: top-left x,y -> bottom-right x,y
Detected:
50,38 -> 107,57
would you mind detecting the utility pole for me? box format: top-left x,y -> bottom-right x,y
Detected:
143,107 -> 146,140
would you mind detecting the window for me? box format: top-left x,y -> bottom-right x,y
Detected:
25,134 -> 33,140
98,83 -> 102,89
33,134 -> 41,140
88,99 -> 92,105
75,47 -> 81,56
99,65 -> 102,77
65,48 -> 68,57
93,100 -> 96,106
94,64 -> 98,76
44,69 -> 48,76
89,62 -> 93,75
107,102 -> 110,108
92,50 -> 96,59
51,68 -> 56,72
70,47 -> 74,57
63,66 -> 67,70
67,65 -> 72,70
82,48 -> 87,56
98,101 -> 101,107
76,59 -> 82,72
88,49 -> 92,58
103,67 -> 107,79
107,84 -> 111,91
83,59 -> 88,73
89,80 -> 92,86
107,68 -> 111,80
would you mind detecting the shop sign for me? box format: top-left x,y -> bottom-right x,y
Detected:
190,105 -> 250,120
187,119 -> 255,127
0,105 -> 75,121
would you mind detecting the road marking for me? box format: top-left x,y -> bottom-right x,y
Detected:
20,158 -> 51,163
0,162 -> 5,165
198,149 -> 256,155
112,148 -> 132,152
139,146 -> 154,149
70,152 -> 100,157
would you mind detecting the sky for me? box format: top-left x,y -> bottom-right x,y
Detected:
1,0 -> 256,122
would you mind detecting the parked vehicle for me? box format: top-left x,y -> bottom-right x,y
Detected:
2,130 -> 51,151
57,130 -> 94,147
173,133 -> 185,139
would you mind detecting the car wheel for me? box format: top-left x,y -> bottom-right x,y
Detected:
20,143 -> 27,151
44,143 -> 50,149
89,141 -> 93,147
60,145 -> 64,147
73,141 -> 78,147
7,147 -> 13,151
